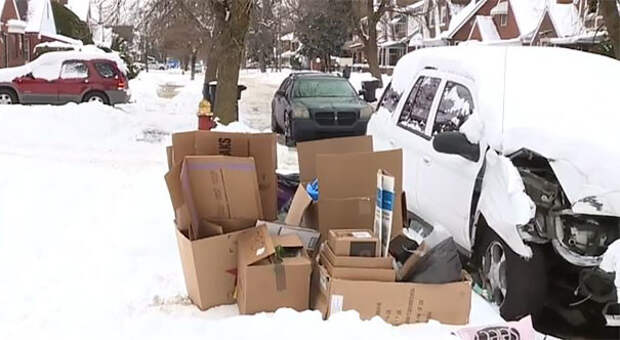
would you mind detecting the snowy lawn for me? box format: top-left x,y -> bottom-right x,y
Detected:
0,69 -> 546,339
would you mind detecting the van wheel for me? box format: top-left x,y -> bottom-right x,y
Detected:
0,89 -> 18,105
284,112 -> 296,147
475,221 -> 547,320
83,92 -> 109,105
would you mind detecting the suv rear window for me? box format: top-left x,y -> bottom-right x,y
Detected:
94,63 -> 117,79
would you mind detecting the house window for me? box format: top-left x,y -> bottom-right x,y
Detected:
501,14 -> 507,27
24,37 -> 30,61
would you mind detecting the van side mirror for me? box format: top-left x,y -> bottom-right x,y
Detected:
432,132 -> 480,162
358,89 -> 365,97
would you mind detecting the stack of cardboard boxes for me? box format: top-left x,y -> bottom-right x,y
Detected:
164,132 -> 471,325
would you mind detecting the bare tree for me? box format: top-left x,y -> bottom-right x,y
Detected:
350,0 -> 392,83
599,0 -> 620,59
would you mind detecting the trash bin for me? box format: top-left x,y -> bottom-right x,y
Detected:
361,79 -> 381,103
202,81 -> 247,119
342,66 -> 351,79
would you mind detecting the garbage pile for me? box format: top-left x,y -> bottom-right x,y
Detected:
164,132 -> 472,324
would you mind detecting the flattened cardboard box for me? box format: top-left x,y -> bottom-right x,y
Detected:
290,136 -> 403,241
169,131 -> 278,220
327,229 -> 380,257
176,228 -> 244,310
237,225 -> 312,315
320,249 -> 395,282
315,265 -> 471,325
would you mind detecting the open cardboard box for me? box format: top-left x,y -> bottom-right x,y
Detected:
164,131 -> 277,310
237,225 -> 312,315
168,130 -> 277,220
319,246 -> 395,282
285,136 -> 403,242
313,263 -> 472,326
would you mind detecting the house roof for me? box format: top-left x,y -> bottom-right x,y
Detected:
490,1 -> 507,16
1,0 -> 20,22
471,15 -> 500,41
510,0 -> 547,37
548,2 -> 583,37
444,0 -> 489,39
24,0 -> 56,35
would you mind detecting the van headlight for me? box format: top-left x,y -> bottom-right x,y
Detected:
360,105 -> 374,119
292,104 -> 310,119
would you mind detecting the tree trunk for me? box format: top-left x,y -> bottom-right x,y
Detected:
259,52 -> 267,72
214,0 -> 253,124
190,52 -> 197,81
365,0 -> 382,84
600,0 -> 620,59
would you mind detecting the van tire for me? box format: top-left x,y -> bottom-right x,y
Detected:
83,91 -> 110,105
475,220 -> 547,320
0,88 -> 19,104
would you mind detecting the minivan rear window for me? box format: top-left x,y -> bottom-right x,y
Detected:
95,63 -> 116,79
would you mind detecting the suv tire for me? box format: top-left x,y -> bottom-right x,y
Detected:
83,92 -> 110,105
0,88 -> 18,105
475,220 -> 547,320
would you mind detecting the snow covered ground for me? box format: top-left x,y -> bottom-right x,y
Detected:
0,69 -> 548,339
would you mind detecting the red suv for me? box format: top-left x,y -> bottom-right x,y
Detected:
0,52 -> 130,106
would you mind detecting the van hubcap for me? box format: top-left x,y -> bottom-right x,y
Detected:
0,94 -> 12,104
482,241 -> 507,306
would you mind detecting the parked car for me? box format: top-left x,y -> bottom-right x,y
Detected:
0,51 -> 130,106
368,46 -> 620,324
271,72 -> 374,146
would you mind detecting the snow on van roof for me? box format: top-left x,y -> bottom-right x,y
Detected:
0,50 -> 128,82
391,46 -> 620,214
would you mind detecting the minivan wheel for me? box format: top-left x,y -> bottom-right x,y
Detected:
284,112 -> 296,147
0,89 -> 18,105
83,92 -> 109,105
476,221 -> 547,320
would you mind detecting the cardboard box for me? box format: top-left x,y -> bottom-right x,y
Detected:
288,136 -> 403,242
323,243 -> 393,269
314,264 -> 472,325
327,229 -> 380,257
168,131 -> 278,221
181,156 -> 263,237
175,228 -> 244,310
260,220 -> 320,254
237,225 -> 312,315
320,249 -> 395,282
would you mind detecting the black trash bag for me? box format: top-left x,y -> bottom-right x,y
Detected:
277,172 -> 300,215
405,237 -> 463,284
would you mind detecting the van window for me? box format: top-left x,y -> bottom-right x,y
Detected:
95,62 -> 117,79
432,81 -> 474,135
398,76 -> 441,135
377,82 -> 400,114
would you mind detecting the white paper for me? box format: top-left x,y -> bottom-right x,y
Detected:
351,231 -> 372,239
330,295 -> 343,315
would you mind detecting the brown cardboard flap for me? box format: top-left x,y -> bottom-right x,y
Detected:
318,197 -> 374,240
317,149 -> 403,239
171,131 -> 196,165
238,225 -> 275,267
164,163 -> 183,211
273,234 -> 303,249
297,136 -> 373,184
182,156 -> 262,231
285,185 -> 314,226
195,131 -> 250,157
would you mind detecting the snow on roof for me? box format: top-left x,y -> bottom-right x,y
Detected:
473,16 -> 500,41
510,0 -> 546,37
0,0 -> 6,15
25,0 -> 56,35
547,2 -> 583,37
445,0 -> 488,38
490,1 -> 507,16
391,46 -> 620,213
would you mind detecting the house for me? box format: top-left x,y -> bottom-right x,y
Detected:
1,0 -> 81,68
444,0 -> 603,48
